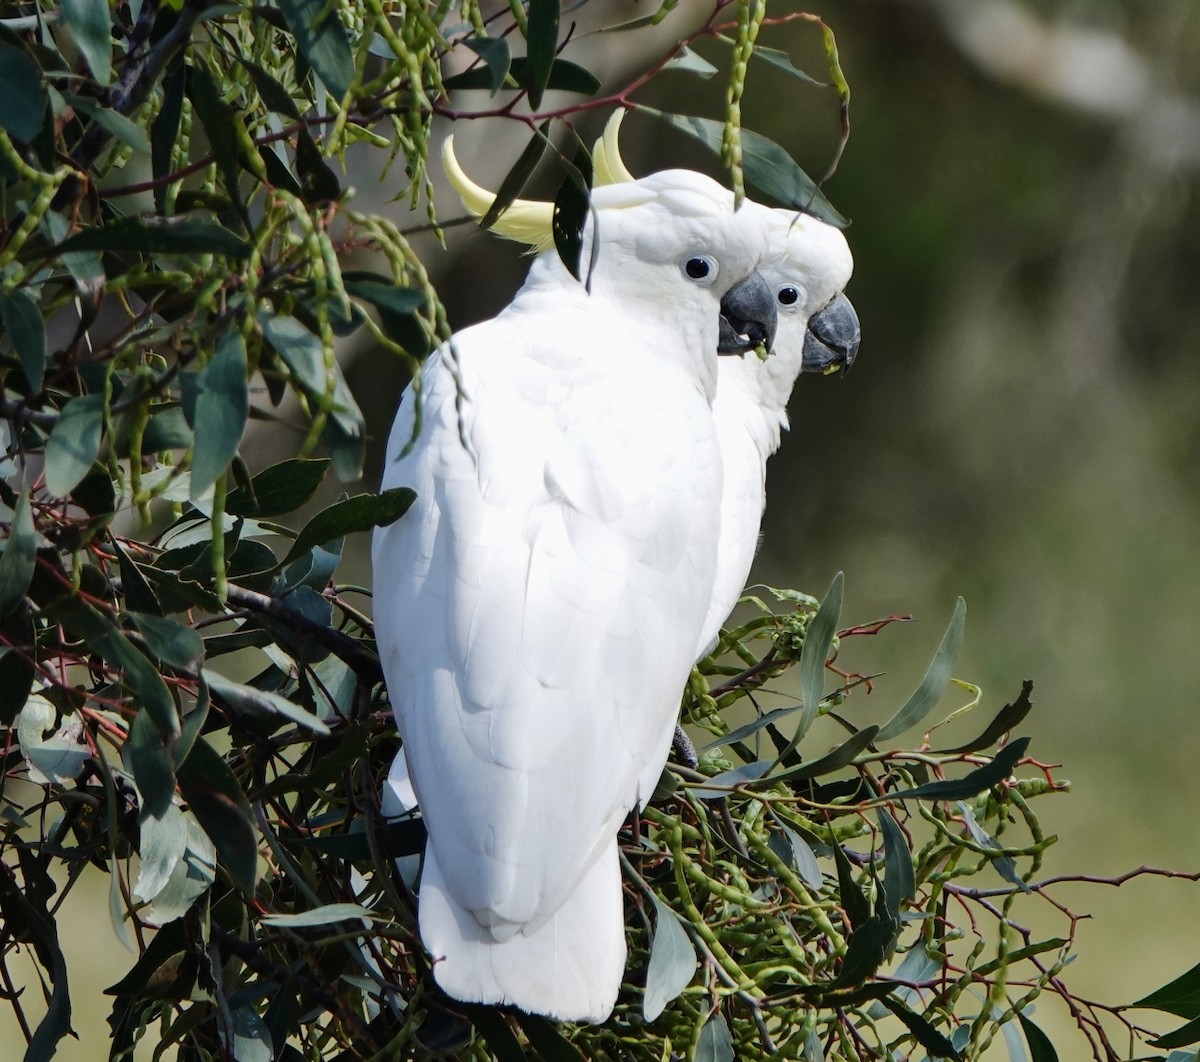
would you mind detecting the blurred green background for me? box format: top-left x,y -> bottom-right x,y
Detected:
13,1 -> 1200,1057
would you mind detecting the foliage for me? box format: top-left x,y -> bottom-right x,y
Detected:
0,1 -> 1191,1060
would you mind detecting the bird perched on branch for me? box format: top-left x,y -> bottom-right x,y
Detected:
372,147 -> 777,1022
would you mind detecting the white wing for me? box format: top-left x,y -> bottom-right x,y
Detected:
372,295 -> 722,1016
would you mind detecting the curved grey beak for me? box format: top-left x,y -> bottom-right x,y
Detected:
801,292 -> 860,375
717,273 -> 778,356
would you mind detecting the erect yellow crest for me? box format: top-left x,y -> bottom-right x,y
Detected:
441,135 -> 555,251
591,111 -> 637,187
441,113 -> 640,252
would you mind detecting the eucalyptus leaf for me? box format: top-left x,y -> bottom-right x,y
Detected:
462,36 -> 511,94
880,996 -> 962,1060
1134,958 -> 1200,1019
696,1012 -> 734,1062
937,680 -> 1034,755
230,1006 -> 273,1062
188,331 -> 248,500
643,893 -> 697,1021
44,393 -> 104,498
202,670 -> 331,735
0,43 -> 48,142
130,613 -> 203,671
124,707 -> 177,818
1017,1013 -> 1061,1062
552,144 -> 592,282
890,738 -> 1031,802
61,0 -> 111,84
876,597 -> 966,740
751,44 -> 823,84
53,215 -> 251,257
877,808 -> 915,919
282,488 -> 416,566
278,0 -> 354,98
665,46 -> 718,78
0,489 -> 36,616
480,122 -> 551,232
187,63 -> 250,230
0,288 -> 47,392
176,736 -> 258,894
134,802 -> 188,904
261,903 -> 377,928
523,0 -> 560,109
225,458 -> 330,518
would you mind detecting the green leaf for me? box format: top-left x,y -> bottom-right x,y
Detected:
61,0 -> 112,84
876,597 -> 966,740
230,1006 -> 273,1062
829,914 -> 892,988
11,858 -> 72,1062
516,1014 -> 586,1062
1017,1013 -> 1060,1062
84,104 -> 152,155
466,1007 -> 525,1062
261,903 -> 377,927
0,288 -> 47,391
641,109 -> 849,228
282,487 -> 416,566
151,63 -> 186,215
692,759 -> 772,797
0,643 -> 35,725
937,680 -> 1034,755
1151,1018 -> 1200,1051
643,892 -> 697,1021
176,736 -> 257,894
443,56 -> 600,96
881,996 -> 963,1060
768,814 -> 823,890
0,489 -> 36,616
46,597 -> 180,736
751,44 -> 823,85
53,214 -> 251,257
774,570 -> 843,757
341,272 -> 427,356
241,59 -> 301,119
131,613 -> 203,671
665,46 -> 718,78
225,458 -> 330,517
143,812 -> 215,925
833,842 -> 871,930
124,707 -> 177,818
552,144 -> 592,282
0,43 -> 49,142
764,725 -> 878,785
696,1012 -> 735,1062
890,737 -> 1031,802
187,63 -> 250,230
480,122 -> 551,232
259,310 -> 325,395
877,809 -> 915,919
463,36 -> 511,94
187,331 -> 248,500
134,802 -> 188,904
44,393 -> 104,497
524,0 -> 560,109
295,127 -> 341,204
278,0 -> 354,98
1135,958 -> 1200,1019
958,801 -> 1028,891
202,670 -> 331,735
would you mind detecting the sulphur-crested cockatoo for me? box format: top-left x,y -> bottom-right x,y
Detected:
372,146 -> 776,1022
460,112 -> 861,657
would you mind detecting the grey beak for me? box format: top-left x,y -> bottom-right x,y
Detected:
717,273 -> 778,356
801,292 -> 860,374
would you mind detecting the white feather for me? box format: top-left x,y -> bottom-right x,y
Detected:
372,174 -> 772,1020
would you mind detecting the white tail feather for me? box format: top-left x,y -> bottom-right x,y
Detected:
418,841 -> 626,1023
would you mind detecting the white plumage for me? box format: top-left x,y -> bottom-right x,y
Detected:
372,157 -> 774,1021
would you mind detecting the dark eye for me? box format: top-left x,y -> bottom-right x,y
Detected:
682,255 -> 718,284
778,286 -> 800,306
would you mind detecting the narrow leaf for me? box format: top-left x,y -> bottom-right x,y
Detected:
282,488 -> 416,565
44,393 -> 104,497
134,802 -> 188,904
751,45 -> 823,84
643,893 -> 698,1021
937,680 -> 1034,754
61,0 -> 111,84
176,736 -> 257,894
187,63 -> 250,229
890,737 -> 1031,802
524,0 -> 560,109
877,809 -> 915,919
0,490 -> 36,617
1134,958 -> 1200,1019
124,707 -> 177,818
696,1012 -> 735,1062
53,215 -> 251,257
130,613 -> 203,672
763,725 -> 878,785
665,47 -> 718,78
151,63 -> 185,214
480,122 -> 551,232
875,597 -> 966,740
0,43 -> 48,141
641,109 -> 848,228
881,996 -> 963,1060
0,288 -> 47,391
442,56 -> 599,96
187,331 -> 248,499
225,458 -> 330,518
833,842 -> 870,929
958,801 -> 1029,891
278,0 -> 354,98
1017,1013 -> 1060,1062
203,670 -> 331,735
463,36 -> 511,94
261,903 -> 376,927
1151,1017 -> 1200,1051
516,1014 -> 586,1061
552,145 -> 592,282
241,60 -> 301,119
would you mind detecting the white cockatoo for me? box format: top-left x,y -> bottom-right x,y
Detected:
458,112 -> 861,658
372,148 -> 777,1022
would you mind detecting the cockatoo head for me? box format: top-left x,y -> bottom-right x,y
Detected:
442,137 -> 779,363
591,111 -> 860,407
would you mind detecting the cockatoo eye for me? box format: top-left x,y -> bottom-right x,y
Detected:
778,286 -> 800,306
681,255 -> 719,286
